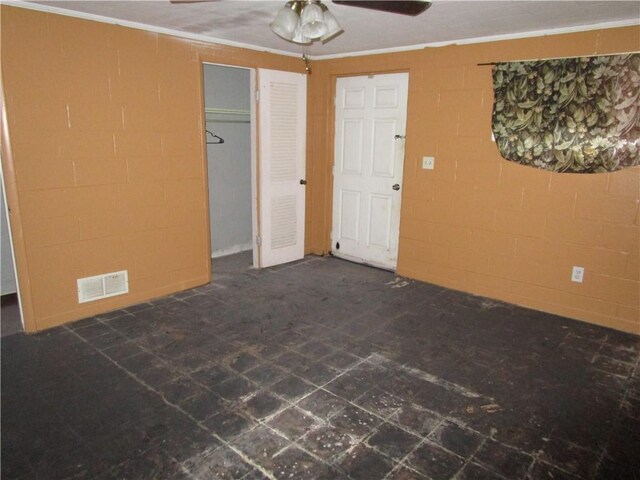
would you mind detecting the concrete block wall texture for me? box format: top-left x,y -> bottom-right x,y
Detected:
305,27 -> 640,334
2,5 -> 638,335
1,5 -> 303,332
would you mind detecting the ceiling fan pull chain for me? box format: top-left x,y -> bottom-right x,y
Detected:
302,50 -> 312,74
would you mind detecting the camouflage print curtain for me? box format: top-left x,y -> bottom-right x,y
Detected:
492,53 -> 640,173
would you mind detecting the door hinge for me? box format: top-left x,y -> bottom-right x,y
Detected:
256,235 -> 262,246
255,90 -> 260,102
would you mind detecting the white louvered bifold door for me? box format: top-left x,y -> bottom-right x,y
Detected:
258,69 -> 307,268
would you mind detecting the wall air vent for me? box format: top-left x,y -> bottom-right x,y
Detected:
77,270 -> 128,303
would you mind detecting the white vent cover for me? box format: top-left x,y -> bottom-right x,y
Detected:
77,270 -> 129,303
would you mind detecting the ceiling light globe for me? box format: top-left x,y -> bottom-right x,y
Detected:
321,9 -> 343,42
300,3 -> 327,39
292,27 -> 312,45
270,4 -> 298,41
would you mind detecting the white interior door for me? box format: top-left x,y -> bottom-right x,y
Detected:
332,73 -> 409,270
258,68 -> 307,268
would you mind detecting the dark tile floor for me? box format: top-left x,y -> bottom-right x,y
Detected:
2,252 -> 639,480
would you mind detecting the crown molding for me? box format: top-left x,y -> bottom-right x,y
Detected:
0,0 -> 301,58
309,19 -> 640,60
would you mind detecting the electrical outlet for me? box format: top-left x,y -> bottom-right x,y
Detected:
422,156 -> 435,170
571,266 -> 585,283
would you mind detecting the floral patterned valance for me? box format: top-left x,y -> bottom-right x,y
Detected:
492,53 -> 640,173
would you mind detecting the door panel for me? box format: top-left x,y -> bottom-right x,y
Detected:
342,120 -> 364,173
258,69 -> 306,268
372,119 -> 396,177
339,190 -> 360,241
332,73 -> 408,270
368,194 -> 392,249
374,85 -> 399,108
344,87 -> 366,108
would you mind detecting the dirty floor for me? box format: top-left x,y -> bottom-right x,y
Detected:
2,253 -> 639,480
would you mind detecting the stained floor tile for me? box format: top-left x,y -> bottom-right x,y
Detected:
386,465 -> 430,479
340,444 -> 395,480
270,374 -> 315,400
245,363 -> 287,386
271,446 -> 327,479
230,426 -> 289,470
331,404 -> 381,437
456,462 -> 506,480
429,420 -> 484,459
368,422 -> 422,460
202,409 -> 256,440
405,441 -> 466,480
242,391 -> 284,420
216,376 -> 257,402
299,425 -> 355,461
183,445 -> 252,479
472,438 -> 533,479
2,252 -> 639,480
267,407 -> 318,441
297,388 -> 350,418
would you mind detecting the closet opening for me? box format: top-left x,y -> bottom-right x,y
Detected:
203,64 -> 258,270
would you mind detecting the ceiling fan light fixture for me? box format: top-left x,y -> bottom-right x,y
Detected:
270,0 -> 341,45
300,2 -> 328,39
270,3 -> 299,41
292,28 -> 312,45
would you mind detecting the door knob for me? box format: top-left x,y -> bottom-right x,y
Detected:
300,179 -> 307,185
392,184 -> 400,191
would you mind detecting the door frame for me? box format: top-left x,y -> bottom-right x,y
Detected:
330,71 -> 410,271
0,80 -> 28,331
0,154 -> 25,332
200,62 -> 259,269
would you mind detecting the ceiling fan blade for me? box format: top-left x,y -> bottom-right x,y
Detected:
332,1 -> 431,16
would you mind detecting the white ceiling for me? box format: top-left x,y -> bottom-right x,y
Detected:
24,1 -> 640,58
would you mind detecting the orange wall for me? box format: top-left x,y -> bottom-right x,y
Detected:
1,6 -> 303,332
307,27 -> 640,334
2,5 -> 638,335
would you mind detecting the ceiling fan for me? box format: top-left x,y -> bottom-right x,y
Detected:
170,0 -> 432,45
332,1 -> 431,16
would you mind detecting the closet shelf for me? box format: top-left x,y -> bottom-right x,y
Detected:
205,107 -> 250,124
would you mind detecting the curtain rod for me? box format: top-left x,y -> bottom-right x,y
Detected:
477,51 -> 639,66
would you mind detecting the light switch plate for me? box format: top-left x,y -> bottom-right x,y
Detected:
422,156 -> 435,170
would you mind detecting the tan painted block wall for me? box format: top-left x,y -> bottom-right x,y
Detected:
3,5 -> 639,335
306,27 -> 640,334
1,6 -> 303,332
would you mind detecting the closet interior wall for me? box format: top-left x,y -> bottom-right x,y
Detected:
203,65 -> 253,259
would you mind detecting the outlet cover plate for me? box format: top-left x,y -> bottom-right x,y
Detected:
571,266 -> 585,283
422,156 -> 435,170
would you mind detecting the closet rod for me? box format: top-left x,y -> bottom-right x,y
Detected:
205,107 -> 250,116
206,119 -> 250,124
